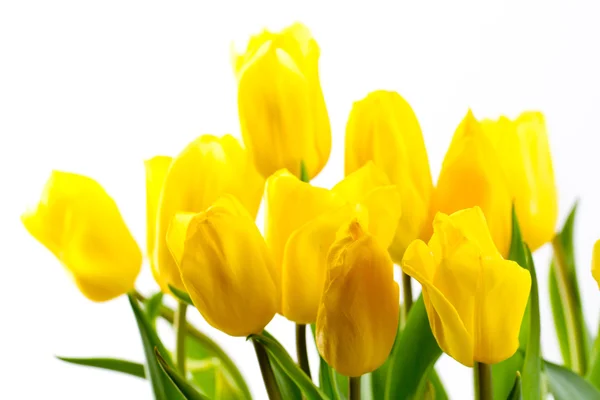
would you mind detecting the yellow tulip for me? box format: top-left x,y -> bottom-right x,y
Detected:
345,90 -> 433,261
592,240 -> 600,289
316,220 -> 399,377
481,112 -> 557,251
22,171 -> 141,302
154,134 -> 264,291
234,22 -> 331,179
402,207 -> 531,366
273,164 -> 401,324
166,195 -> 277,337
144,156 -> 172,293
432,110 -> 512,256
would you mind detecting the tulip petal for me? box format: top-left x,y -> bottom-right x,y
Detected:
592,240 -> 600,289
265,169 -> 344,277
402,240 -> 474,366
281,205 -> 357,324
166,212 -> 196,268
333,161 -> 401,247
444,206 -> 499,257
22,171 -> 141,302
145,156 -> 173,291
474,258 -> 532,364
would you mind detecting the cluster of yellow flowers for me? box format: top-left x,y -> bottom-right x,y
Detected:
20,21 -> 600,400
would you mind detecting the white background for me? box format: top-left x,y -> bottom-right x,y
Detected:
1,1 -> 600,399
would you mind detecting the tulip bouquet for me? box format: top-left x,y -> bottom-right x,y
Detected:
21,22 -> 600,400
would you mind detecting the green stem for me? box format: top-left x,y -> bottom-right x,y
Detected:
402,272 -> 413,318
174,301 -> 187,375
252,339 -> 282,400
296,324 -> 312,378
132,290 -> 252,399
552,236 -> 586,374
349,376 -> 361,400
474,362 -> 492,400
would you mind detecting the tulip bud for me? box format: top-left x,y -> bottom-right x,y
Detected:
154,134 -> 264,291
234,22 -> 331,179
316,220 -> 399,377
432,110 -> 512,256
592,240 -> 600,289
345,90 -> 433,261
166,195 -> 278,337
22,171 -> 141,302
402,207 -> 531,366
481,112 -> 557,251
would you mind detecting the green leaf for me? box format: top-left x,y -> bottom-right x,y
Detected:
521,246 -> 542,400
586,323 -> 600,390
310,324 -> 346,400
385,296 -> 443,399
549,203 -> 591,374
545,360 -> 600,400
507,372 -> 522,400
271,353 -> 303,400
492,352 -> 524,400
185,336 -> 245,400
168,284 -> 194,306
428,369 -> 448,400
549,268 -> 570,368
56,356 -> 145,379
493,207 -> 531,399
250,331 -> 328,400
145,292 -> 165,326
127,294 -> 184,400
158,306 -> 251,400
155,349 -> 209,400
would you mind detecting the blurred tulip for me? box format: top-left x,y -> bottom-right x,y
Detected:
154,134 -> 264,291
402,207 -> 531,366
144,156 -> 172,292
432,110 -> 513,256
482,112 -> 557,251
316,220 -> 399,377
167,195 -> 277,337
22,171 -> 141,302
592,240 -> 600,289
345,90 -> 432,261
234,22 -> 330,179
280,163 -> 401,324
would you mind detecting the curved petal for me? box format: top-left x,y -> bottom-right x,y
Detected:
402,239 -> 474,366
473,258 -> 531,364
265,169 -> 344,277
282,205 -> 356,324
